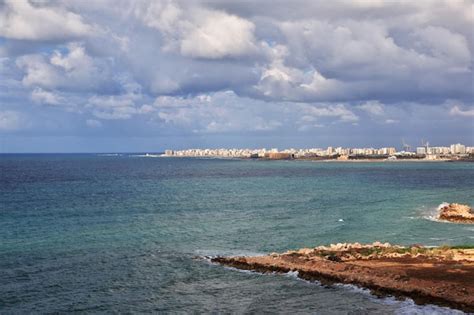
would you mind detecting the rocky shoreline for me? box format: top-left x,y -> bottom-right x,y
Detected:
438,203 -> 474,224
211,242 -> 474,312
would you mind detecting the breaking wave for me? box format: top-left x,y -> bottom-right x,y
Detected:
420,202 -> 451,223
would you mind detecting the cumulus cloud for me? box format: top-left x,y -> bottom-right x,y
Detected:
149,91 -> 360,134
179,10 -> 257,59
87,94 -> 140,120
254,44 -> 345,101
450,105 -> 474,117
299,103 -> 359,123
31,88 -> 64,105
153,91 -> 282,132
16,42 -> 117,92
275,18 -> 472,102
0,0 -> 92,40
9,0 -> 473,104
0,0 -> 472,148
134,1 -> 257,59
357,101 -> 385,116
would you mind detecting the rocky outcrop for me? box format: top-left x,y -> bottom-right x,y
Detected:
211,243 -> 474,312
438,203 -> 474,223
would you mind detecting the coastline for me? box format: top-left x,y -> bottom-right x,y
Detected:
211,244 -> 474,312
158,155 -> 471,162
311,159 -> 451,163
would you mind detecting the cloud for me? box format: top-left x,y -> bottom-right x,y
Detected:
150,91 -> 360,134
86,119 -> 102,128
134,1 -> 257,59
299,103 -> 359,123
87,94 -> 140,120
31,88 -> 64,105
450,105 -> 474,117
16,54 -> 62,89
412,26 -> 470,71
16,42 -> 118,93
151,91 -> 283,133
0,0 -> 472,149
0,0 -> 92,40
0,110 -> 24,131
357,101 -> 385,116
180,10 -> 257,59
253,44 -> 345,101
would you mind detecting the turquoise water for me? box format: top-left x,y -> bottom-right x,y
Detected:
1,155 -> 473,313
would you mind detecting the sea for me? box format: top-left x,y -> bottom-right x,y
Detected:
1,154 -> 473,314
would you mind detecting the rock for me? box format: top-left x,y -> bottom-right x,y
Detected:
438,203 -> 474,224
298,248 -> 314,255
326,254 -> 342,262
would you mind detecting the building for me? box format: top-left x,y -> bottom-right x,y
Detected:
450,143 -> 466,154
265,152 -> 294,160
416,147 -> 426,155
379,147 -> 396,155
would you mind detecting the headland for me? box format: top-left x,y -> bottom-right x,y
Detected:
211,242 -> 474,312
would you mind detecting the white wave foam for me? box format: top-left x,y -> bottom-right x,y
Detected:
420,202 -> 453,223
130,154 -> 163,158
437,202 -> 450,211
195,249 -> 266,258
285,270 -> 299,279
97,153 -> 122,156
392,298 -> 464,315
222,266 -> 262,275
334,283 -> 372,295
335,284 -> 463,314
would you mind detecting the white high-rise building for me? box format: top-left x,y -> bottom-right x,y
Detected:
416,147 -> 426,155
450,143 -> 466,154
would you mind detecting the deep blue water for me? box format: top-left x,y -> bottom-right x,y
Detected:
1,154 -> 473,313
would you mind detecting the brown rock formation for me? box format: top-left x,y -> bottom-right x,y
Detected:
438,203 -> 474,223
211,243 -> 474,312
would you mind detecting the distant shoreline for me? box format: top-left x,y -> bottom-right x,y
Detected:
160,155 -> 473,162
313,159 -> 450,163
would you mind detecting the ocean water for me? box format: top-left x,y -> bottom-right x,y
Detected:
1,154 -> 473,314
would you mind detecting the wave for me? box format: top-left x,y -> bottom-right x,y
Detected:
129,154 -> 164,158
420,202 -> 452,223
97,153 -> 122,156
196,249 -> 266,258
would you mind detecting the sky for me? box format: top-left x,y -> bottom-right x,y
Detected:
0,0 -> 473,153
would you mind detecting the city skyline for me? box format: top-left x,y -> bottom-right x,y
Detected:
1,1 -> 473,153
164,141 -> 472,157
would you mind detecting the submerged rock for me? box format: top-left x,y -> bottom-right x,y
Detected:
438,203 -> 474,224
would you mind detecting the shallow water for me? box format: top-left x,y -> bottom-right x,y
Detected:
1,155 -> 473,313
